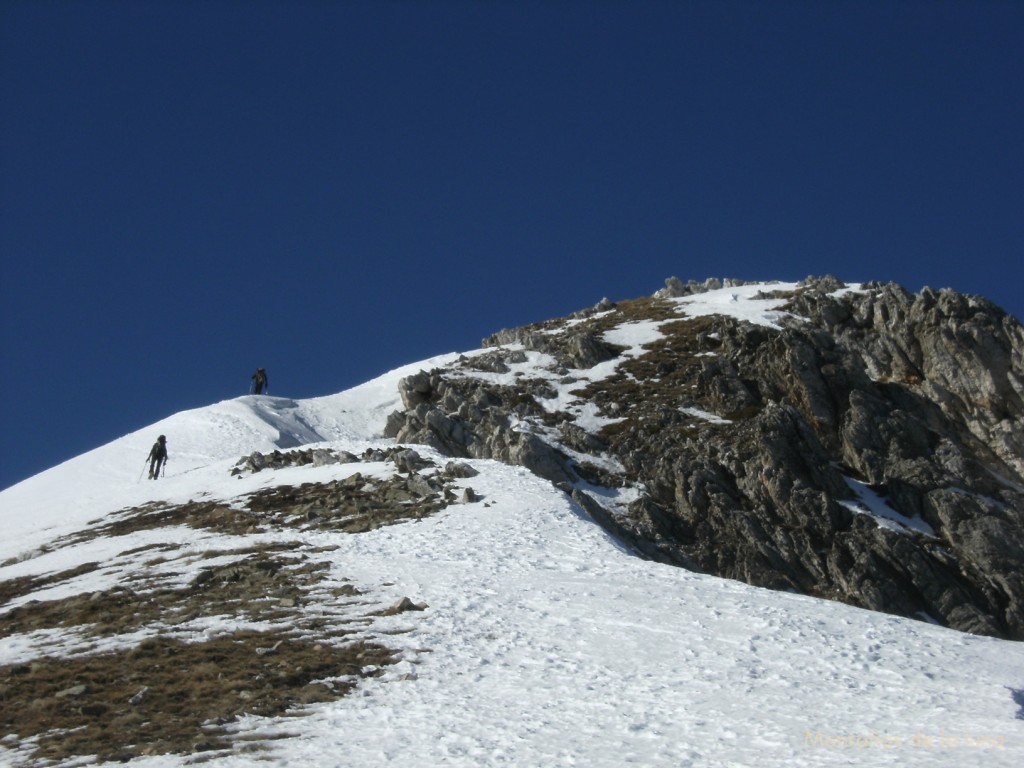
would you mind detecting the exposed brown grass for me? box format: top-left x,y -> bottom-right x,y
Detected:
1,632 -> 394,764
0,464 -> 459,765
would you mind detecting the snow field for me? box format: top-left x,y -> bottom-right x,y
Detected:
125,453 -> 1021,768
2,286 -> 1021,767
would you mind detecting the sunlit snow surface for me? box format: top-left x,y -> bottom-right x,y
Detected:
2,286 -> 1022,767
670,281 -> 803,328
841,476 -> 938,537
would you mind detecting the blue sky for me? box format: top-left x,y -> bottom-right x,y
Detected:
2,0 -> 1022,490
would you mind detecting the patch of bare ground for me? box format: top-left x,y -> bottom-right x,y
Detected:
583,296 -> 682,328
0,562 -> 101,607
1,632 -> 394,765
0,458 -> 463,765
505,296 -> 682,338
0,546 -> 353,640
0,544 -> 391,764
243,472 -> 450,533
46,470 -> 455,551
568,316 -> 734,450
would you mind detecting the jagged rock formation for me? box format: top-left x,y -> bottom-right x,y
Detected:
385,277 -> 1024,639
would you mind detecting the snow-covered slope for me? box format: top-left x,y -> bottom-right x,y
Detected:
2,297 -> 1022,767
0,353 -> 461,564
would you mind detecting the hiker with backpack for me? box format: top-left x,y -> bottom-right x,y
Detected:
147,435 -> 168,479
251,368 -> 268,395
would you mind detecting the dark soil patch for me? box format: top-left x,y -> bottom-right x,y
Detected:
0,561 -> 101,607
49,470 -> 457,552
0,546 -> 355,641
0,462 -> 452,765
55,499 -> 262,545
582,296 -> 682,328
243,473 -> 449,533
567,316 -> 731,450
0,631 -> 395,765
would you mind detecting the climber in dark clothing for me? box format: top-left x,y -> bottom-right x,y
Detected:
147,435 -> 167,479
251,368 -> 268,395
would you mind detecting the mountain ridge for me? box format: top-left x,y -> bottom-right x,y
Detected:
2,276 -> 1023,766
385,276 -> 1024,638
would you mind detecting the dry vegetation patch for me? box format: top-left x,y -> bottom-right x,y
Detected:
0,456 -> 459,765
0,542 -> 392,765
569,317 -> 730,437
1,632 -> 394,765
1,545 -> 349,641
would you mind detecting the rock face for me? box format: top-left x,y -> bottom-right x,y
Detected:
385,277 -> 1024,638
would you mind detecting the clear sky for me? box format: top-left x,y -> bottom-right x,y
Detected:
2,0 -> 1022,490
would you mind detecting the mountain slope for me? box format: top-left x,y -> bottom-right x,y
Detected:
1,280 -> 1023,767
386,277 -> 1024,638
0,353 -> 461,562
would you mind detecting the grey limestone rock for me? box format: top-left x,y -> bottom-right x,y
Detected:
384,277 -> 1024,638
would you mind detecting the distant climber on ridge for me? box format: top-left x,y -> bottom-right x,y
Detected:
147,435 -> 167,479
251,367 -> 268,395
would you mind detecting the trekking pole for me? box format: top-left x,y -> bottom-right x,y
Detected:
138,462 -> 147,482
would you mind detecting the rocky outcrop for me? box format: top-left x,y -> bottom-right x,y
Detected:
384,277 -> 1024,638
385,369 -> 575,484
